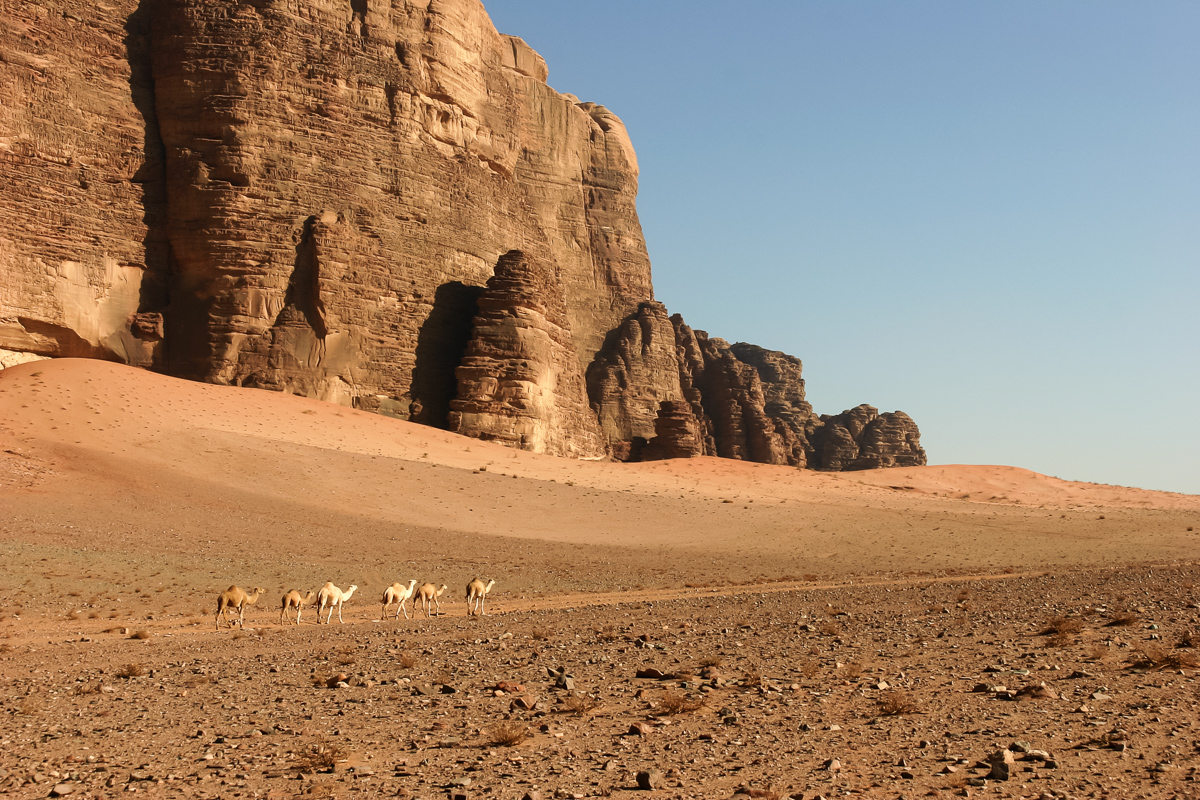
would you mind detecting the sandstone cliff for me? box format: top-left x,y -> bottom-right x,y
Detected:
0,0 -> 925,470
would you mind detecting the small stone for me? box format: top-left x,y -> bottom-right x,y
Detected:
636,668 -> 666,679
628,722 -> 653,736
966,777 -> 987,787
987,762 -> 1010,781
823,758 -> 841,773
50,784 -> 75,797
636,769 -> 664,790
511,695 -> 538,711
1009,741 -> 1031,753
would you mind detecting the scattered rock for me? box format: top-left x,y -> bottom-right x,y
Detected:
636,769 -> 665,790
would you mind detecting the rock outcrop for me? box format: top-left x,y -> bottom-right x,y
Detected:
812,405 -> 927,471
0,0 -> 926,470
447,250 -> 604,458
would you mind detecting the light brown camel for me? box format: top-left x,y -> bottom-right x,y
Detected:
214,585 -> 265,630
280,589 -> 316,625
317,581 -> 358,624
415,583 -> 449,618
380,579 -> 418,620
466,578 -> 496,617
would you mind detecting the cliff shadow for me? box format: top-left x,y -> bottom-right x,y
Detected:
125,0 -> 181,372
410,281 -> 484,428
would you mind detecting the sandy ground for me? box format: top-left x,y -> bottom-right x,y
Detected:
1,359 -> 1199,799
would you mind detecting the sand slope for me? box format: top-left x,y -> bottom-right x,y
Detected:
1,359 -> 1197,603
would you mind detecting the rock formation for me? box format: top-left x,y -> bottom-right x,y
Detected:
447,250 -> 604,458
811,405 -> 927,471
0,0 -> 926,471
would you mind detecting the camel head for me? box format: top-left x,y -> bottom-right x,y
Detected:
344,584 -> 358,599
251,587 -> 266,598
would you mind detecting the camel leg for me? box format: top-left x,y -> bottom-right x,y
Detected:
402,599 -> 410,619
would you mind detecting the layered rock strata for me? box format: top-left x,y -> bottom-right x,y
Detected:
812,405 -> 927,471
0,0 -> 926,470
448,250 -> 604,459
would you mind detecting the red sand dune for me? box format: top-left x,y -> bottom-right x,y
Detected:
1,359 -> 1197,599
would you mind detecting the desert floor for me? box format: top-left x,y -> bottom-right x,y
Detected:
1,359 -> 1199,800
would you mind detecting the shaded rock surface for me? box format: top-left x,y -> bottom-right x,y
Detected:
448,250 -> 604,458
0,0 -> 924,470
813,405 -> 927,471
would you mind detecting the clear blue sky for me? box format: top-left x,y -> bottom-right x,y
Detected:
485,1 -> 1200,495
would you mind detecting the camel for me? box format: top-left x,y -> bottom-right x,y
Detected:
380,579 -> 418,620
317,581 -> 358,624
214,585 -> 265,630
280,589 -> 316,625
466,578 -> 496,617
415,583 -> 449,618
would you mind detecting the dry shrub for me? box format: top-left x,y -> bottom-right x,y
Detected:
336,654 -> 356,666
398,652 -> 416,669
1041,616 -> 1085,636
596,624 -> 620,642
1128,645 -> 1200,672
840,661 -> 865,680
560,693 -> 600,715
877,690 -> 921,716
129,629 -> 151,640
741,670 -> 763,688
1047,631 -> 1075,649
292,737 -> 347,773
433,669 -> 452,686
530,628 -> 550,641
816,621 -> 840,637
487,722 -> 529,747
798,658 -> 821,680
698,655 -> 724,668
1107,611 -> 1140,627
654,690 -> 705,716
116,663 -> 146,679
74,680 -> 103,696
1176,631 -> 1199,649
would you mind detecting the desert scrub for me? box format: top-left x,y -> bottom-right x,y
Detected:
653,690 -> 704,716
1040,615 -> 1085,636
292,737 -> 347,773
487,722 -> 529,747
559,693 -> 600,715
1128,645 -> 1200,672
876,690 -> 921,716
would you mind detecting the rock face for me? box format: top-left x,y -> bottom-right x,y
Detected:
447,250 -> 604,459
812,405 -> 927,471
0,0 -> 926,470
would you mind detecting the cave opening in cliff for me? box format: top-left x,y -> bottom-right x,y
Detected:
410,281 -> 485,429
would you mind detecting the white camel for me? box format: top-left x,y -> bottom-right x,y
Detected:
215,585 -> 265,630
466,578 -> 496,617
381,579 -> 418,620
415,583 -> 449,618
317,581 -> 359,624
280,589 -> 316,625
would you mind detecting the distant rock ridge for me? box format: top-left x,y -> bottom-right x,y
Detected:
0,0 -> 925,470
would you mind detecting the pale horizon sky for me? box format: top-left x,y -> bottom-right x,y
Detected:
486,1 -> 1199,496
